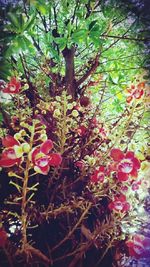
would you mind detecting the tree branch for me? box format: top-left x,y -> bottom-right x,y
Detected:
76,54 -> 100,87
101,34 -> 150,42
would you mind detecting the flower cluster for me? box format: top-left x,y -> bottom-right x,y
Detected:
126,82 -> 145,103
0,134 -> 62,175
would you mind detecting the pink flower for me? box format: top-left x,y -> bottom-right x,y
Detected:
2,77 -> 21,94
126,234 -> 150,259
31,140 -> 62,174
0,135 -> 22,167
108,194 -> 130,213
90,166 -> 105,183
110,149 -> 141,181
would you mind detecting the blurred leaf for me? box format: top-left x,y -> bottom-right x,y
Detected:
23,14 -> 36,31
7,12 -> 20,30
72,29 -> 88,43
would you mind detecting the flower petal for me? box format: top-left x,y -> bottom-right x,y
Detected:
34,164 -> 50,175
40,139 -> 53,154
125,151 -> 135,159
0,158 -> 18,167
2,135 -> 19,147
31,147 -> 40,164
110,148 -> 124,162
130,168 -> 138,178
117,172 -> 129,182
132,157 -> 141,170
49,153 -> 62,167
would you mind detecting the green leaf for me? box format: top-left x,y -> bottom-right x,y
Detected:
54,37 -> 67,51
88,20 -> 98,31
7,12 -> 20,30
23,14 -> 36,32
22,36 -> 35,52
109,73 -> 119,85
72,29 -> 87,43
0,113 -> 3,124
0,61 -> 12,80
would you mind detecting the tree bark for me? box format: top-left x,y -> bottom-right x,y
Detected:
62,46 -> 77,99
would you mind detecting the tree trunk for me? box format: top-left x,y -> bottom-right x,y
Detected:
62,46 -> 77,99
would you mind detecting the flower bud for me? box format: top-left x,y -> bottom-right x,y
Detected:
8,171 -> 15,177
14,132 -> 21,140
94,128 -> 99,134
40,133 -> 48,141
23,83 -> 29,89
14,145 -> 23,158
67,103 -> 73,110
71,110 -> 79,117
21,143 -> 31,153
53,109 -> 61,117
56,96 -> 61,101
20,129 -> 26,136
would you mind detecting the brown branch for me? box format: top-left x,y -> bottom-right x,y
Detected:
101,34 -> 150,42
76,54 -> 100,87
51,203 -> 92,252
40,199 -> 87,219
17,244 -> 51,265
62,46 -> 76,98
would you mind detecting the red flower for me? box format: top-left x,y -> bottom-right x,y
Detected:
0,229 -> 7,247
110,149 -> 141,181
31,147 -> 50,175
31,139 -> 62,174
3,77 -> 21,94
108,194 -> 130,213
126,234 -> 150,259
90,166 -> 105,183
77,125 -> 87,136
0,135 -> 22,168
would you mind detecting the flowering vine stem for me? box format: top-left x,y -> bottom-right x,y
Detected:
21,122 -> 35,250
104,102 -> 137,159
51,202 -> 92,253
95,236 -> 115,267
